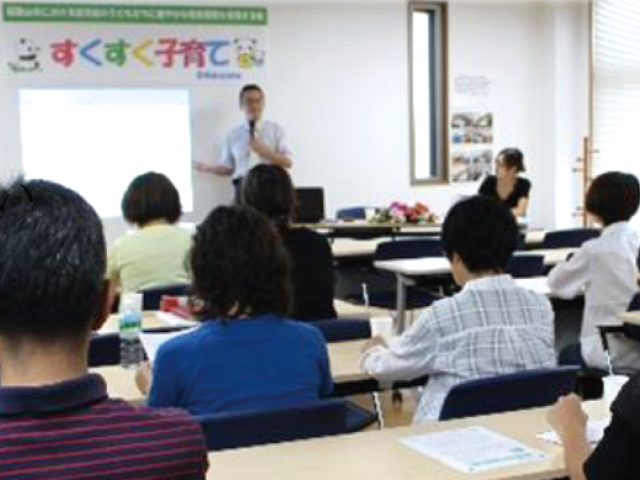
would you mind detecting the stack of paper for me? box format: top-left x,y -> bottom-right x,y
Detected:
400,426 -> 548,473
156,311 -> 197,328
139,328 -> 195,364
537,418 -> 611,446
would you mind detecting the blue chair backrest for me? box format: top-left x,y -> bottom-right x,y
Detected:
139,283 -> 190,311
506,254 -> 545,278
439,367 -> 579,421
310,319 -> 371,342
542,229 -> 600,249
336,207 -> 367,220
374,239 -> 443,261
628,293 -> 640,312
88,333 -> 121,367
196,400 -> 348,451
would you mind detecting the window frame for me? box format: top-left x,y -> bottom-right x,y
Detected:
409,1 -> 449,186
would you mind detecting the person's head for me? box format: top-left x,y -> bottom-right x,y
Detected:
121,172 -> 182,227
189,205 -> 291,321
585,172 -> 640,226
242,164 -> 296,229
442,195 -> 519,285
496,148 -> 525,179
239,84 -> 265,121
0,179 -> 109,351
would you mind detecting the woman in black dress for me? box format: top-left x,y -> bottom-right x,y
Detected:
478,148 -> 531,218
241,164 -> 337,321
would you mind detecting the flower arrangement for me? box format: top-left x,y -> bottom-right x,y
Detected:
371,201 -> 439,224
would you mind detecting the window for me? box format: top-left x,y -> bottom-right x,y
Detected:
592,0 -> 640,181
410,2 -> 447,184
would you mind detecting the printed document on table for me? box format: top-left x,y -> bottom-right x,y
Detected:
400,426 -> 548,473
139,329 -> 195,364
538,418 -> 611,446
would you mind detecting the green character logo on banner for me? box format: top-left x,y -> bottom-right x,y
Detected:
233,37 -> 265,69
8,38 -> 42,73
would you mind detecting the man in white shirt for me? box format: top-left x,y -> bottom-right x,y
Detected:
549,172 -> 640,373
194,85 -> 293,199
360,196 -> 556,423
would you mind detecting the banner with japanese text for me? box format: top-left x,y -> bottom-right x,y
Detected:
1,2 -> 269,85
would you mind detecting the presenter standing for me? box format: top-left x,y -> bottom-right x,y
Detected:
194,84 -> 293,199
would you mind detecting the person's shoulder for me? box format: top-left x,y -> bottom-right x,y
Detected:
612,374 -> 640,435
482,175 -> 497,185
263,119 -> 284,131
105,400 -> 207,446
156,325 -> 209,359
227,123 -> 247,140
111,229 -> 145,252
281,319 -> 326,345
108,398 -> 196,424
479,175 -> 497,191
518,176 -> 532,192
519,176 -> 531,186
287,227 -> 329,247
512,284 -> 554,314
170,225 -> 194,243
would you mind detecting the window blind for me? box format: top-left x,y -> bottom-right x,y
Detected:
593,0 -> 640,176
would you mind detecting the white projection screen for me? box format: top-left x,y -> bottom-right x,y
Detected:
19,89 -> 194,218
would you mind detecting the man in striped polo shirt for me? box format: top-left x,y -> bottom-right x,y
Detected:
0,180 -> 208,479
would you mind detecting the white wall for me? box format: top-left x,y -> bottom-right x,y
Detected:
0,0 -> 590,245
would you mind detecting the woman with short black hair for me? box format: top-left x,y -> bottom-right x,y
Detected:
479,148 -> 531,218
549,171 -> 640,372
107,172 -> 191,294
242,164 -> 337,320
138,206 -> 333,415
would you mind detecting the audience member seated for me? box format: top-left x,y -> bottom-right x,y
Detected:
549,172 -> 640,373
107,172 -> 192,295
360,195 -> 556,423
0,179 -> 208,478
548,376 -> 640,480
242,164 -> 337,320
137,206 -> 333,415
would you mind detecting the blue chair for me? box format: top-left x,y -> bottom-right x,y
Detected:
628,293 -> 640,312
139,283 -> 190,310
336,207 -> 368,220
375,238 -> 443,260
333,207 -> 394,240
439,367 -> 579,420
196,400 -> 376,451
542,229 -> 600,249
88,333 -> 121,367
311,319 -> 371,343
506,254 -> 545,278
598,294 -> 640,354
361,239 -> 444,310
89,326 -> 189,367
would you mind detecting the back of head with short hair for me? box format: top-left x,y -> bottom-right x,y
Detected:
585,171 -> 640,226
121,172 -> 182,227
498,148 -> 525,173
241,164 -> 296,229
0,179 -> 106,342
189,205 -> 291,321
442,195 -> 519,273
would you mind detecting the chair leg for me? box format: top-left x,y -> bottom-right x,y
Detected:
372,392 -> 385,429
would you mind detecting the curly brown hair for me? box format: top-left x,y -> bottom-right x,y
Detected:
190,205 -> 291,321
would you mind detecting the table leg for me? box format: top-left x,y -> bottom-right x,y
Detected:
395,273 -> 407,334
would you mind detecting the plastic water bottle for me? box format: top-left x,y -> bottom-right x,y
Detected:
119,293 -> 143,370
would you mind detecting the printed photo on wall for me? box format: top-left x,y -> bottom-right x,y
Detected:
450,110 -> 494,183
451,149 -> 493,183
